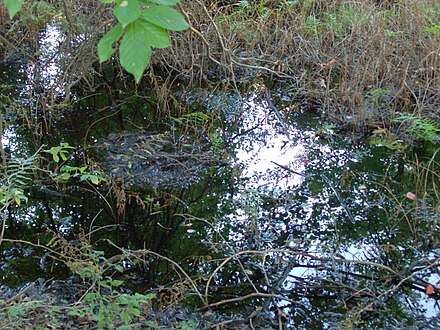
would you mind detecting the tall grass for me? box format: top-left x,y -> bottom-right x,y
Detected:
0,0 -> 438,131
161,0 -> 440,129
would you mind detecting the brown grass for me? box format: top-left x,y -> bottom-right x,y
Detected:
158,0 -> 440,129
0,0 -> 438,130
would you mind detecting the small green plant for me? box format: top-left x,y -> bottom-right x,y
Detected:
55,235 -> 155,328
316,124 -> 337,138
56,165 -> 106,185
169,112 -> 210,126
44,142 -> 75,163
44,143 -> 106,185
305,15 -> 321,36
175,320 -> 199,329
0,235 -> 155,329
68,277 -> 154,329
369,137 -> 407,152
0,152 -> 39,207
0,299 -> 56,329
423,18 -> 440,35
393,113 -> 440,143
0,186 -> 27,206
384,29 -> 404,37
369,127 -> 407,151
367,89 -> 391,98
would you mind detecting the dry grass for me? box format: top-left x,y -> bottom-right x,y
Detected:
158,0 -> 440,129
0,0 -> 438,130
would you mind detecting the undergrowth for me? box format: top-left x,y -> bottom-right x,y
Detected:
0,0 -> 438,135
166,0 -> 440,132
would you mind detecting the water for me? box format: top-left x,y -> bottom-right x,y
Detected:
0,27 -> 439,328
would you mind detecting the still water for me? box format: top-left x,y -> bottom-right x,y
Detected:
0,24 -> 439,329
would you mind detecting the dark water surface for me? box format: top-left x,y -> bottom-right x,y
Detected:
0,25 -> 439,329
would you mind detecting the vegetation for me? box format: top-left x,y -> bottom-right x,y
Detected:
0,0 -> 439,328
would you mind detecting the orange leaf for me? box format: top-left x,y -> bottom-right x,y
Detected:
426,284 -> 435,295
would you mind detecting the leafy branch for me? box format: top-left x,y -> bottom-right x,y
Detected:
2,0 -> 189,83
393,113 -> 440,143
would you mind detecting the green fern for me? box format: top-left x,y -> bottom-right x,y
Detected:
0,154 -> 38,206
369,138 -> 407,152
392,113 -> 440,143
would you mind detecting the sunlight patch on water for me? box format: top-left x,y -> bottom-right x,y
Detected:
234,93 -> 308,190
25,24 -> 65,98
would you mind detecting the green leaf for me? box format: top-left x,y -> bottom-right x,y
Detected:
116,325 -> 131,330
67,309 -> 84,317
78,166 -> 88,173
110,279 -> 124,287
58,172 -> 71,181
113,0 -> 141,27
118,294 -> 131,304
114,264 -> 124,272
98,24 -> 123,62
143,293 -> 155,299
60,165 -> 78,173
5,0 -> 24,19
60,151 -> 69,161
129,308 -> 141,316
140,5 -> 189,31
120,310 -> 131,324
84,293 -> 97,302
119,21 -> 152,83
139,0 -> 180,5
137,19 -> 170,48
101,0 -> 116,3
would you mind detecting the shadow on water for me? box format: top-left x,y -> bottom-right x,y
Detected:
0,27 -> 439,328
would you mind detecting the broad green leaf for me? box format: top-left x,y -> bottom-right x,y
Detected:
67,309 -> 83,317
113,0 -> 141,27
120,310 -> 131,324
119,22 -> 152,83
138,19 -> 170,48
100,0 -> 116,3
60,165 -> 78,173
98,24 -> 123,62
114,264 -> 124,272
78,166 -> 88,173
129,308 -> 141,316
139,0 -> 180,5
110,279 -> 124,286
118,294 -> 131,304
60,150 -> 69,161
140,5 -> 189,31
5,0 -> 24,19
59,173 -> 71,180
